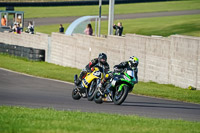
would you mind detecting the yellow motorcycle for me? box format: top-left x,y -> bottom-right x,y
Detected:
72,66 -> 104,101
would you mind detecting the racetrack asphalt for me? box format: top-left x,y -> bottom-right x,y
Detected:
0,68 -> 200,121
25,9 -> 200,26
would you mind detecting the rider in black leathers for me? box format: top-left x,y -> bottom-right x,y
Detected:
75,53 -> 110,86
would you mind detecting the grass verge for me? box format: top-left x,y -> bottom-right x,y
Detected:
36,14 -> 200,37
0,106 -> 200,133
0,54 -> 200,104
0,0 -> 88,2
0,0 -> 200,18
134,82 -> 200,104
0,54 -> 81,82
115,14 -> 200,37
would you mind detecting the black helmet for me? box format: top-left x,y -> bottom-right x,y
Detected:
98,53 -> 107,64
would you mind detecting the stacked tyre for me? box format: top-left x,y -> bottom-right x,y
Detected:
8,45 -> 16,56
0,43 -> 9,54
0,42 -> 45,61
25,48 -> 45,61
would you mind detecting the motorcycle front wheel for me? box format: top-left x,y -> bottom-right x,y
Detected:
87,80 -> 97,101
72,88 -> 81,100
94,90 -> 103,104
113,85 -> 129,105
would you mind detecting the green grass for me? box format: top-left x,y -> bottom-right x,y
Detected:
111,14 -> 200,37
0,0 -> 87,2
35,23 -> 70,35
35,23 -> 70,34
36,14 -> 200,37
134,82 -> 200,104
0,54 -> 81,82
0,54 -> 200,104
1,0 -> 200,18
0,106 -> 200,133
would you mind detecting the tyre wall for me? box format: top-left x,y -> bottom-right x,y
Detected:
0,43 -> 45,61
0,32 -> 49,61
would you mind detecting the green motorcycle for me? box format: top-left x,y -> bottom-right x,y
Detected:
94,69 -> 136,105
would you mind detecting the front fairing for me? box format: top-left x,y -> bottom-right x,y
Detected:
111,71 -> 135,87
82,68 -> 104,88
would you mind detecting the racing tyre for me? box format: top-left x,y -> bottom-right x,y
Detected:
113,85 -> 129,105
94,90 -> 103,104
72,88 -> 81,100
87,80 -> 97,101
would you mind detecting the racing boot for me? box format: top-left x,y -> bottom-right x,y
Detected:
75,78 -> 82,86
102,83 -> 113,101
74,74 -> 80,86
77,71 -> 87,85
77,83 -> 87,98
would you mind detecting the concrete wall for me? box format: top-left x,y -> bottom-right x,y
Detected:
0,31 -> 200,90
49,33 -> 200,89
169,35 -> 200,89
50,33 -> 127,69
125,34 -> 171,84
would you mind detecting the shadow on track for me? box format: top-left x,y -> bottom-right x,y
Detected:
122,101 -> 200,110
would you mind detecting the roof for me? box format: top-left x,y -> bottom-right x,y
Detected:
65,15 -> 107,35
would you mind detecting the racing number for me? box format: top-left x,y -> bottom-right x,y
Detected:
93,71 -> 101,77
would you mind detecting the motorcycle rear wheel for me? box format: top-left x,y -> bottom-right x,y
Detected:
94,90 -> 103,104
113,85 -> 129,105
72,88 -> 81,100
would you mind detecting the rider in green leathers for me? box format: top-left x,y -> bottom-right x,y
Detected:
99,56 -> 139,92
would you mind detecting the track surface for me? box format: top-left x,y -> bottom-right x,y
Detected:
0,68 -> 200,121
25,10 -> 200,26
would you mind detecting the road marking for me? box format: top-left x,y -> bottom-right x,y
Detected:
0,67 -> 74,85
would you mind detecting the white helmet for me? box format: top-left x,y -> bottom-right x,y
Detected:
129,56 -> 139,68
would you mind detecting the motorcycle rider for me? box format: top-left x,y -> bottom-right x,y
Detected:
114,56 -> 139,83
75,53 -> 110,86
99,56 -> 139,92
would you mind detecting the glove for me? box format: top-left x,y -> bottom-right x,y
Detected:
114,67 -> 121,72
91,67 -> 94,71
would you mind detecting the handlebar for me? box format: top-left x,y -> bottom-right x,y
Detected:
93,65 -> 104,73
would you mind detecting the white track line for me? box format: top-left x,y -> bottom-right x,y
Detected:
0,67 -> 74,85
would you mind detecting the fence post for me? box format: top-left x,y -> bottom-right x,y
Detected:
47,36 -> 51,63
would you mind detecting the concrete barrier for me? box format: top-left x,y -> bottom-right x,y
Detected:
0,32 -> 49,61
0,31 -> 199,90
169,35 -> 200,89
